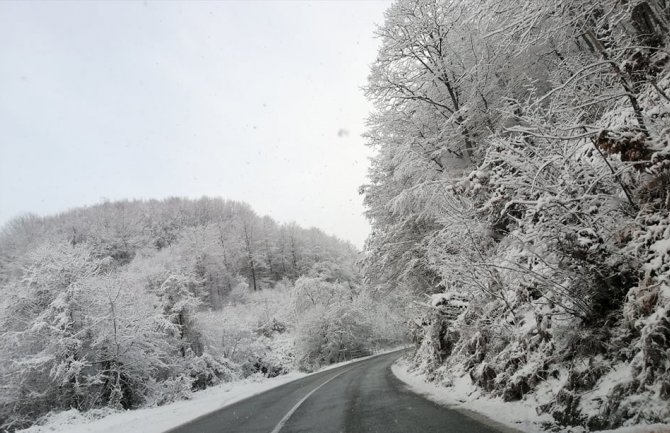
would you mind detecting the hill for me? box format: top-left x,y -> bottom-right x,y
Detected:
0,197 -> 405,430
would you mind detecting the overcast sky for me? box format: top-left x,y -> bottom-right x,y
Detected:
0,0 -> 390,248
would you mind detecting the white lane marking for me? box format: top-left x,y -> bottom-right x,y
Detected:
269,366 -> 356,433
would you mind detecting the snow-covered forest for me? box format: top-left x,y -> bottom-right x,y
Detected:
362,0 -> 670,430
0,198 -> 407,431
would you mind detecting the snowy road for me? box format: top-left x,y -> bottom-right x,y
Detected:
167,351 -> 501,433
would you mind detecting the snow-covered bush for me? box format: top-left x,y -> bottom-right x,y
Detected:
294,303 -> 373,371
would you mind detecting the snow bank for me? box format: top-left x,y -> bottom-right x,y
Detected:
16,372 -> 306,433
392,360 -> 670,433
392,359 -> 544,433
599,426 -> 670,433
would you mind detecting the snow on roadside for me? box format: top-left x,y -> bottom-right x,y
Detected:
391,359 -> 542,433
599,426 -> 670,433
18,347 -> 405,433
17,372 -> 307,433
391,359 -> 670,433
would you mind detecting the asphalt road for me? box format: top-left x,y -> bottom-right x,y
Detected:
167,351 -> 502,433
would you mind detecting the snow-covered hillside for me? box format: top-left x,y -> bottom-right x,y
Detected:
362,0 -> 670,430
0,198 -> 408,431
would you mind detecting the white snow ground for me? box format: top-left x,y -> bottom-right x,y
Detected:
17,349 -> 404,433
391,360 -> 670,433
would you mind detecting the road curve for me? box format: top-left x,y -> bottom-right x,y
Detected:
167,351 -> 501,433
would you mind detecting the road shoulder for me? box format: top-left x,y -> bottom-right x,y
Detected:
391,359 -> 535,433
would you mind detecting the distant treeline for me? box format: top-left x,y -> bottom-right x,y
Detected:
0,197 -> 357,307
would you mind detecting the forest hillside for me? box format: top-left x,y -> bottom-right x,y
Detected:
0,198 -> 407,431
362,0 -> 670,430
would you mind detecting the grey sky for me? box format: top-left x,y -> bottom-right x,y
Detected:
0,0 -> 390,248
